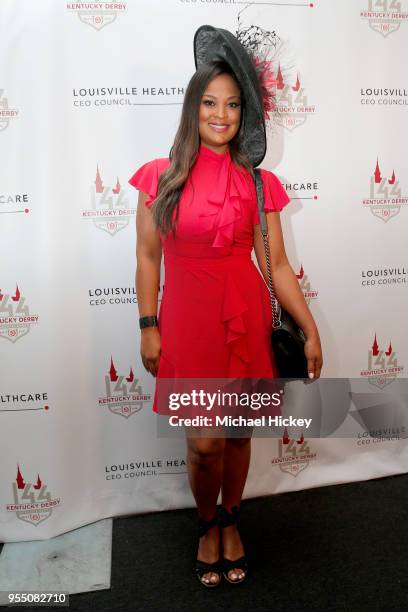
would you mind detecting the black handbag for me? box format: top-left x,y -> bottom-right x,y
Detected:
254,169 -> 309,379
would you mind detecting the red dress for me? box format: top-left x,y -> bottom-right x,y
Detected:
129,144 -> 290,413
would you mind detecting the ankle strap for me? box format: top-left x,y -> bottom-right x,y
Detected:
198,512 -> 218,537
219,505 -> 240,527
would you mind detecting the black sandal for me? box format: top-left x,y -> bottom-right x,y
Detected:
219,505 -> 248,584
194,512 -> 222,588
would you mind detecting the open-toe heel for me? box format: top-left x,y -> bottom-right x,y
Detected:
194,512 -> 222,588
220,505 -> 248,584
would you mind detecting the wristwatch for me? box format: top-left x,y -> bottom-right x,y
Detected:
139,315 -> 158,329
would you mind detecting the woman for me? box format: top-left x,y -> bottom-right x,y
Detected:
129,26 -> 323,587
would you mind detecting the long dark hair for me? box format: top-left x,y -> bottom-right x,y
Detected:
151,61 -> 254,236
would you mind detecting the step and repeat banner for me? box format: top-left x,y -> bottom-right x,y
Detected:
1,0 -> 408,542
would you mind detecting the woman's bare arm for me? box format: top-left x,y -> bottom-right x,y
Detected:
253,213 -> 323,378
136,191 -> 162,376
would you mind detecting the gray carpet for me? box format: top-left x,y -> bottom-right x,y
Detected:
77,473 -> 408,612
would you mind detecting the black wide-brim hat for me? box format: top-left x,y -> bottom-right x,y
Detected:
194,24 -> 266,168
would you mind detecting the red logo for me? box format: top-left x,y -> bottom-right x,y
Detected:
271,429 -> 317,476
360,0 -> 408,38
82,165 -> 135,235
6,465 -> 61,526
360,333 -> 404,388
273,65 -> 315,132
0,89 -> 19,131
0,285 -> 39,343
362,158 -> 408,221
99,357 -> 152,417
66,2 -> 127,30
297,264 -> 318,305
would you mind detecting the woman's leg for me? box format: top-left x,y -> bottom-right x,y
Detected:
220,436 -> 251,581
186,433 -> 225,585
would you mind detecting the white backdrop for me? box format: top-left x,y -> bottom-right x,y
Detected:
1,0 -> 408,542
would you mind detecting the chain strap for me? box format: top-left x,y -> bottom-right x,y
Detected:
254,169 -> 282,330
261,230 -> 282,329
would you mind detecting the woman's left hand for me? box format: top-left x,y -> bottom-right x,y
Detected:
304,334 -> 323,380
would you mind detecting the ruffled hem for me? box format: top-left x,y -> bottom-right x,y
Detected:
259,169 -> 291,213
222,272 -> 249,376
128,158 -> 170,208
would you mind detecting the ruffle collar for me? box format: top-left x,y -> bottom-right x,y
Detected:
196,144 -> 253,247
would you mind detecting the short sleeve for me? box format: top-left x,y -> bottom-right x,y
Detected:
253,169 -> 291,224
128,158 -> 169,208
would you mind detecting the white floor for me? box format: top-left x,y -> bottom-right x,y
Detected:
0,519 -> 112,596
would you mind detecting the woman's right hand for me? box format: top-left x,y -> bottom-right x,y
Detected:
140,327 -> 161,377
